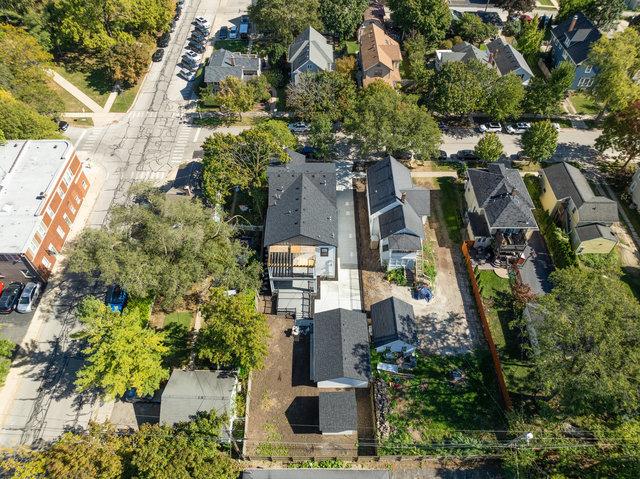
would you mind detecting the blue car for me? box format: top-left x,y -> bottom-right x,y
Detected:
106,285 -> 127,312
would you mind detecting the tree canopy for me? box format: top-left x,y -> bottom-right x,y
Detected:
319,0 -> 368,40
455,13 -> 497,45
202,76 -> 271,116
474,133 -> 504,162
195,288 -> 269,372
485,73 -> 525,121
74,298 -> 169,398
532,267 -> 640,417
494,0 -> 536,15
0,89 -> 61,140
521,120 -> 558,162
346,80 -> 442,158
516,15 -> 544,63
595,100 -> 640,169
66,186 -> 261,309
286,71 -> 357,123
388,0 -> 451,46
522,61 -> 575,115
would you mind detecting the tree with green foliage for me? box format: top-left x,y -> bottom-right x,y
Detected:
474,133 -> 504,162
309,114 -> 334,160
425,60 -> 497,116
0,24 -> 62,116
286,71 -> 357,123
585,0 -> 626,29
196,288 -> 269,371
202,76 -> 271,116
388,0 -> 451,46
588,28 -> 640,118
102,32 -> 155,87
521,120 -> 558,162
74,298 -> 169,398
522,61 -> 575,115
516,15 -> 544,63
402,32 -> 432,91
558,0 -> 591,21
0,337 -> 14,387
248,0 -> 322,59
494,0 -> 535,15
456,12 -> 498,45
595,100 -> 640,169
66,186 -> 261,309
0,89 -> 60,140
319,0 -> 368,40
532,267 -> 640,417
347,80 -> 442,157
485,73 -> 525,121
0,0 -> 53,49
0,129 -> 6,145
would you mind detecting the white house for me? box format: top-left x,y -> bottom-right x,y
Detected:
288,26 -> 334,84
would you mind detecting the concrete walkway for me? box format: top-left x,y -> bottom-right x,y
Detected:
49,70 -> 105,113
103,91 -> 118,113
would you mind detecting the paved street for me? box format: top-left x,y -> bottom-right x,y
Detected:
0,0 -> 251,447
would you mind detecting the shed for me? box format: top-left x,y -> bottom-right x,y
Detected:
318,390 -> 358,435
370,297 -> 418,353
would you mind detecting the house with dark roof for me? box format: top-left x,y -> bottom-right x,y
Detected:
465,164 -> 538,257
370,297 -> 418,353
366,157 -> 430,271
435,42 -> 490,71
263,150 -> 337,319
288,26 -> 334,84
312,308 -> 371,388
318,390 -> 358,435
203,49 -> 261,89
159,369 -> 237,438
487,38 -> 534,85
550,13 -> 601,90
540,162 -> 618,254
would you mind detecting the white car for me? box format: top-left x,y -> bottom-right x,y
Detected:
16,282 -> 40,314
195,20 -> 211,32
178,69 -> 196,81
194,16 -> 208,25
479,122 -> 503,133
288,122 -> 311,133
229,25 -> 238,39
505,122 -> 531,134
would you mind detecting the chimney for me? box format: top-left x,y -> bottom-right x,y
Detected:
510,187 -> 517,197
568,15 -> 578,33
488,52 -> 494,66
400,192 -> 407,203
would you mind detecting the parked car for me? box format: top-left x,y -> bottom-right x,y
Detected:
170,19 -> 177,33
194,21 -> 211,32
157,32 -> 170,48
187,42 -> 205,54
434,150 -> 448,161
456,149 -> 478,161
194,16 -> 208,25
177,0 -> 185,6
152,49 -> 165,62
16,282 -> 41,314
178,69 -> 197,81
479,122 -> 503,133
105,285 -> 127,313
505,122 -> 531,134
58,120 -> 69,132
174,8 -> 181,20
219,25 -> 229,39
183,50 -> 201,62
190,30 -> 207,42
288,122 -> 311,133
0,282 -> 24,314
298,145 -> 317,158
229,25 -> 238,39
239,22 -> 249,39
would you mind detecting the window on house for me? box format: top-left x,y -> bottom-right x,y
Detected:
56,226 -> 66,239
63,213 -> 72,227
63,168 -> 73,186
41,257 -> 51,269
320,247 -> 329,257
74,194 -> 81,205
81,180 -> 88,190
382,244 -> 389,252
68,203 -> 76,214
584,65 -> 593,74
37,221 -> 46,238
57,186 -> 65,199
48,243 -> 58,255
46,205 -> 55,220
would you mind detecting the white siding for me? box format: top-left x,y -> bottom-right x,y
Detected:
375,339 -> 415,354
317,378 -> 369,389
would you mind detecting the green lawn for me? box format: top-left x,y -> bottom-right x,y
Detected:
378,352 -> 506,455
536,0 -> 555,6
344,41 -> 359,55
61,116 -> 95,128
435,177 -> 465,244
476,270 -> 512,350
214,39 -> 249,52
110,80 -> 143,113
48,79 -> 87,113
164,311 -> 194,329
51,64 -> 112,108
569,92 -> 601,115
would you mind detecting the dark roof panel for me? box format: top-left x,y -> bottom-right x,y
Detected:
379,203 -> 425,239
551,12 -> 601,65
318,390 -> 357,433
366,157 -> 413,214
370,297 -> 418,348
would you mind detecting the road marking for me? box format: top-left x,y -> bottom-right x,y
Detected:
193,128 -> 202,143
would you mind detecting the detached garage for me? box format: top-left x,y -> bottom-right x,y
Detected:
318,390 -> 358,435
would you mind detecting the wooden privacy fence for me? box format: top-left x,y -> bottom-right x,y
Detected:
460,241 -> 512,411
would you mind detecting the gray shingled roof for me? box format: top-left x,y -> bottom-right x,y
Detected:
467,164 -> 537,230
288,26 -> 334,73
440,42 -> 490,65
204,49 -> 261,84
379,202 -> 425,239
370,297 -> 418,349
318,391 -> 357,433
543,162 -> 618,224
551,12 -> 601,65
574,223 -> 617,243
403,189 -> 430,216
387,234 -> 422,252
160,369 -> 236,427
313,308 -> 371,383
487,38 -> 533,79
468,211 -> 491,238
366,156 -> 414,214
264,155 -> 337,247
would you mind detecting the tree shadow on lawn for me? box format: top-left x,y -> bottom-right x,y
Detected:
163,323 -> 191,368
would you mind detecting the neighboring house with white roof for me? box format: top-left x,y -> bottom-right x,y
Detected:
287,26 -> 334,84
487,38 -> 534,85
366,157 -> 430,271
203,49 -> 261,89
435,41 -> 490,70
0,140 -> 90,281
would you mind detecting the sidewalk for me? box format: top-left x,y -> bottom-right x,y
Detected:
49,70 -> 105,113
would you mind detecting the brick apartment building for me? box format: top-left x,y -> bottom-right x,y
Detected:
0,140 -> 90,282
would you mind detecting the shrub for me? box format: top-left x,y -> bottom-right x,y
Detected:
385,267 -> 407,286
422,241 -> 437,283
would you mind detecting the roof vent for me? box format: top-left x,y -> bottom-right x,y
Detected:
36,192 -> 46,200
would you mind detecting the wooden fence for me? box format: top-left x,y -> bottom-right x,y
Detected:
460,241 -> 513,411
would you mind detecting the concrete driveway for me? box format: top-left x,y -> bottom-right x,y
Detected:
314,162 -> 363,313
